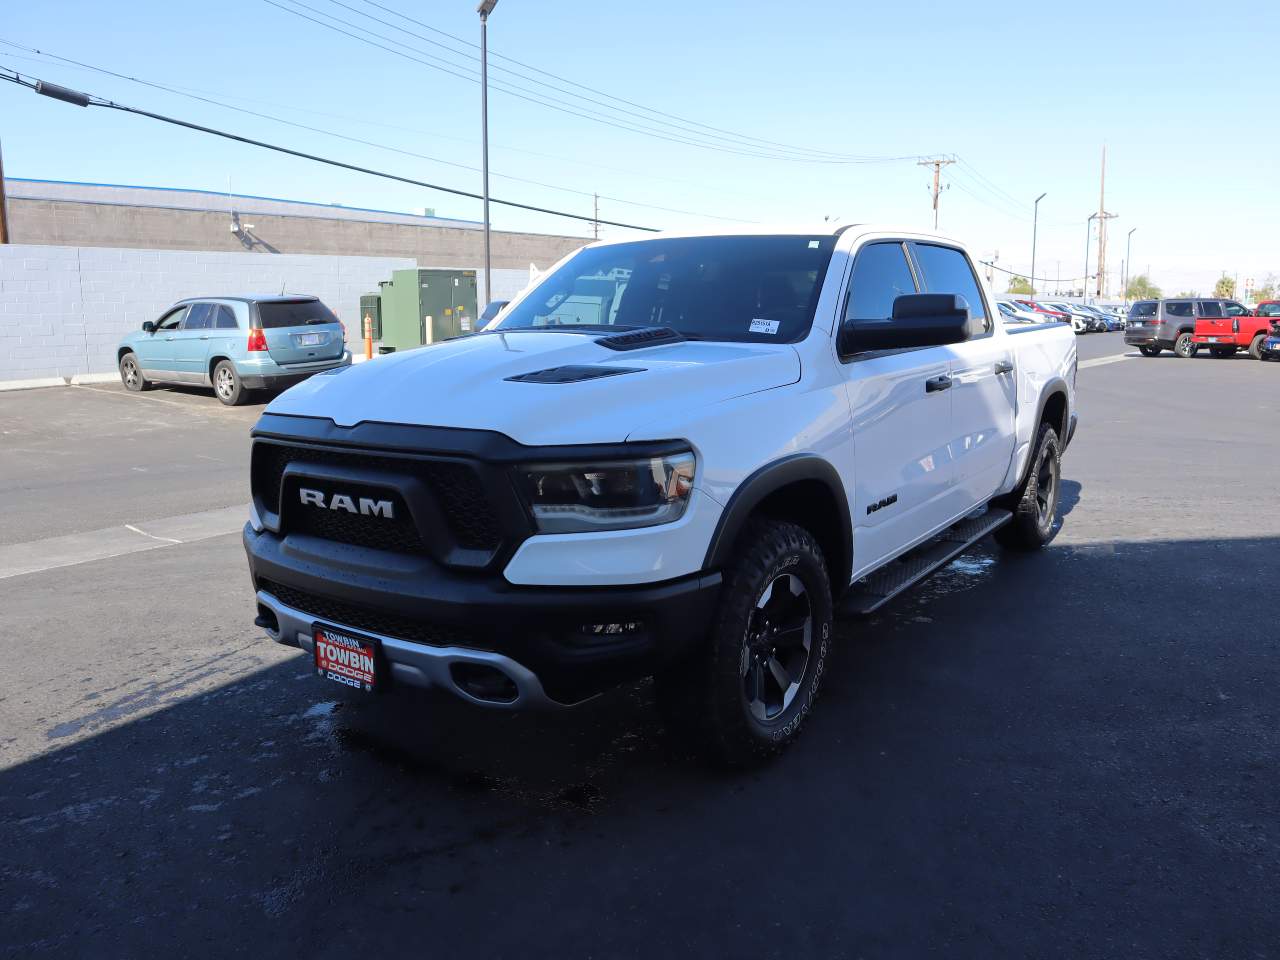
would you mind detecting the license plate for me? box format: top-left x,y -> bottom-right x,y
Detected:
313,624 -> 379,692
297,332 -> 325,346
1268,339 -> 1280,351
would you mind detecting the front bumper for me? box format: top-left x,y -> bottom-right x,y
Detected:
238,352 -> 352,390
244,524 -> 721,707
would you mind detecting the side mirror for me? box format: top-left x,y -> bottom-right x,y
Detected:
840,293 -> 970,354
142,321 -> 156,333
479,300 -> 511,326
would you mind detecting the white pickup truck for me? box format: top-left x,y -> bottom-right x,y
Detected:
244,226 -> 1077,764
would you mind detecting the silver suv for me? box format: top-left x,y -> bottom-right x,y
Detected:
1125,298 -> 1249,358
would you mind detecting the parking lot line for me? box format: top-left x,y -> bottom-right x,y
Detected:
1078,353 -> 1134,370
0,504 -> 247,580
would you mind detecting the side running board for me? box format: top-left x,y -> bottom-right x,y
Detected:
838,507 -> 1013,617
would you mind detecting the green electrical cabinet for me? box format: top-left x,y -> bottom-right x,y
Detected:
358,292 -> 382,340
379,268 -> 479,352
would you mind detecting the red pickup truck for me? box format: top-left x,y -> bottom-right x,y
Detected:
1191,299 -> 1270,358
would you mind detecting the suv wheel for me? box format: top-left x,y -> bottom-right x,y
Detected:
1174,333 -> 1198,358
656,519 -> 833,766
213,360 -> 248,406
119,352 -> 150,392
1249,334 -> 1266,360
995,422 -> 1061,552
1138,346 -> 1161,357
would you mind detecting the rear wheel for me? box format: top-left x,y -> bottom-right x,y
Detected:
655,519 -> 833,766
1249,334 -> 1266,360
1138,346 -> 1161,357
1174,333 -> 1198,358
118,352 -> 150,392
995,422 -> 1061,552
213,360 -> 248,406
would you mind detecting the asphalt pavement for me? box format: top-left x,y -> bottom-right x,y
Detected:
2,333 -> 1278,959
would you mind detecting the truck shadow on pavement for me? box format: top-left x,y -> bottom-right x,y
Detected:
3,530 -> 1278,958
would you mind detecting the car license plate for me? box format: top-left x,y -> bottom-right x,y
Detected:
313,624 -> 379,692
1268,339 -> 1280,351
297,332 -> 325,346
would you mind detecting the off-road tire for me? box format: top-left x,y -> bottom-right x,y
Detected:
213,360 -> 248,406
119,352 -> 150,392
655,519 -> 833,766
994,422 -> 1061,552
1174,332 -> 1198,358
1138,346 -> 1161,357
1249,334 -> 1266,360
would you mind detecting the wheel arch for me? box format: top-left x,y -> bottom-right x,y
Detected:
703,454 -> 853,596
118,345 -> 135,364
208,355 -> 233,384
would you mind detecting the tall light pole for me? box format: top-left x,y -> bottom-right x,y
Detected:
1030,192 -> 1046,296
1083,213 -> 1098,299
477,0 -> 498,307
1124,227 -> 1136,302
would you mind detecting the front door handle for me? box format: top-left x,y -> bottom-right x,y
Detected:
199,336 -> 210,341
925,375 -> 953,393
994,359 -> 1014,375
165,336 -> 176,341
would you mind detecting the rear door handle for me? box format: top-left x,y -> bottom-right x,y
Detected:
994,359 -> 1014,375
199,336 -> 210,341
925,375 -> 952,393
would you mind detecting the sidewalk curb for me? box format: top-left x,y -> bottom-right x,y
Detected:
68,373 -> 120,385
0,376 -> 69,392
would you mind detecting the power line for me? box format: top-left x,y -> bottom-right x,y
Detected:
0,67 -> 660,232
264,0 -> 924,165
0,39 -> 769,206
0,43 -> 749,222
978,259 -> 1087,284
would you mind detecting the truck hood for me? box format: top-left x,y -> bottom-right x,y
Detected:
266,331 -> 801,445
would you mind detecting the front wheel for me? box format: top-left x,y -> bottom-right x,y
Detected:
1138,346 -> 1161,357
994,422 -> 1061,552
1249,335 -> 1266,360
212,360 -> 248,406
118,352 -> 150,392
1174,333 -> 1198,358
656,519 -> 833,766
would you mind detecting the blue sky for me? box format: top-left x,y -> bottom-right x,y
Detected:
2,0 -> 1276,296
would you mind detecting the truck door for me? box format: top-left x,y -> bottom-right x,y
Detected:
840,240 -> 960,574
908,242 -> 1016,509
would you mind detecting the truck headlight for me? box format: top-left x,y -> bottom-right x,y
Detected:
518,451 -> 696,533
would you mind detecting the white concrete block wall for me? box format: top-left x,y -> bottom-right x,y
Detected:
0,244 -> 417,381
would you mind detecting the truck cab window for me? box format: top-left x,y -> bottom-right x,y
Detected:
844,242 -> 918,325
909,243 -> 991,336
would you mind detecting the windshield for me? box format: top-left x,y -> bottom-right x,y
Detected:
490,235 -> 838,344
1130,301 -> 1157,317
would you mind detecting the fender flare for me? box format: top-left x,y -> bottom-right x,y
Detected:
703,454 -> 853,590
1010,378 -> 1070,490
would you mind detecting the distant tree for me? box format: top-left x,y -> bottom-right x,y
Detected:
1253,284 -> 1275,303
1213,274 -> 1236,298
1176,290 -> 1199,298
1126,275 -> 1161,300
1007,276 -> 1034,295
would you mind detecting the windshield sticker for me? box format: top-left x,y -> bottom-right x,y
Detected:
750,318 -> 780,335
808,240 -> 820,248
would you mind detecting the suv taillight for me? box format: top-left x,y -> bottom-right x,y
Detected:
1232,319 -> 1240,333
247,327 -> 268,352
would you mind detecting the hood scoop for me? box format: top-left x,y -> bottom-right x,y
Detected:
595,326 -> 685,351
505,364 -> 645,384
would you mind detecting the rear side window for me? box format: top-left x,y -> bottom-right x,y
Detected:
1130,301 -> 1157,317
214,305 -> 239,329
910,243 -> 990,335
1165,301 -> 1194,318
1224,302 -> 1249,317
1198,301 -> 1223,318
256,299 -> 338,329
844,242 -> 918,323
1258,303 -> 1280,318
183,303 -> 213,330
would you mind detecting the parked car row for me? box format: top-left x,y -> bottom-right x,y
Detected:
1124,298 -> 1280,360
996,298 -> 1125,334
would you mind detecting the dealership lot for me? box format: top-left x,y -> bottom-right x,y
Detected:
2,334 -> 1278,957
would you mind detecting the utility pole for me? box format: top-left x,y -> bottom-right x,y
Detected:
1031,192 -> 1047,295
0,138 -> 10,244
1084,213 -> 1098,299
1094,146 -> 1117,300
477,0 -> 498,307
918,157 -> 955,230
1124,227 -> 1136,302
592,192 -> 599,241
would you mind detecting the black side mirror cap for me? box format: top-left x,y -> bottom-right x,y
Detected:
840,293 -> 971,355
142,321 -> 156,333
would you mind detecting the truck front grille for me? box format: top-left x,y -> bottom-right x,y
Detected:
252,441 -> 502,552
258,578 -> 485,650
